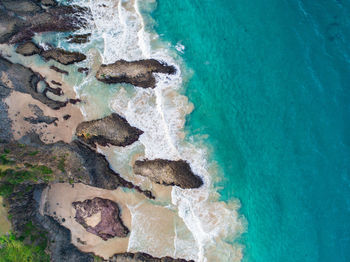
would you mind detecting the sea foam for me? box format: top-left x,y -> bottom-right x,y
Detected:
58,0 -> 244,261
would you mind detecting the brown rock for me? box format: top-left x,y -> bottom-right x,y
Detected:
41,48 -> 86,65
76,113 -> 143,148
72,197 -> 129,241
109,252 -> 194,262
96,59 -> 176,88
66,33 -> 91,44
15,41 -> 41,56
49,65 -> 69,75
133,159 -> 203,189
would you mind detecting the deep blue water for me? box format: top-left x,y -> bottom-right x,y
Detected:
152,0 -> 350,261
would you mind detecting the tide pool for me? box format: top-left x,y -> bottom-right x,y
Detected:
152,0 -> 350,261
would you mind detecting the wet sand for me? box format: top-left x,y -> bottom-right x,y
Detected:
40,183 -> 194,260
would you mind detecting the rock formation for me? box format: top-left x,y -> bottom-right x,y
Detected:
76,113 -> 143,148
73,197 -> 129,241
96,59 -> 176,88
133,159 -> 203,189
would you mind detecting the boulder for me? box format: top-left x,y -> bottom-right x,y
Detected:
76,113 -> 143,148
72,197 -> 129,241
16,41 -> 41,56
41,48 -> 86,65
96,59 -> 176,88
133,159 -> 203,189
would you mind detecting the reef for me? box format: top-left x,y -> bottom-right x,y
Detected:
96,59 -> 176,88
133,159 -> 203,189
76,113 -> 143,148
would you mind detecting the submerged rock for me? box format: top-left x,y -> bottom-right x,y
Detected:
133,159 -> 203,189
41,48 -> 86,65
96,59 -> 176,88
66,33 -> 91,44
76,113 -> 143,148
72,197 -> 129,241
50,65 -> 69,75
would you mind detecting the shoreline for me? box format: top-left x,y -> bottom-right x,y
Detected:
0,0 -> 243,261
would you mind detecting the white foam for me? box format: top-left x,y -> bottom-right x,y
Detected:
60,0 -> 244,261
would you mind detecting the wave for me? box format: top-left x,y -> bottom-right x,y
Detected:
57,0 -> 244,261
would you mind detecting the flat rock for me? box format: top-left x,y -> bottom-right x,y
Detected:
72,197 -> 129,241
66,33 -> 91,44
0,56 -> 67,109
76,113 -> 143,148
41,48 -> 86,65
133,159 -> 203,189
16,41 -> 41,56
96,59 -> 176,88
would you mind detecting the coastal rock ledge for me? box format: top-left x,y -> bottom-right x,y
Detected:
76,113 -> 143,148
96,59 -> 176,88
72,197 -> 129,241
133,159 -> 203,189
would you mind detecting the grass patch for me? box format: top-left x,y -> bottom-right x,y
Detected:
0,232 -> 49,262
58,156 -> 65,173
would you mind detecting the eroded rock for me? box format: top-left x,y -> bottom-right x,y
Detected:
109,252 -> 194,262
41,48 -> 86,65
133,159 -> 203,189
76,113 -> 143,148
0,56 -> 67,109
96,59 -> 176,88
73,197 -> 129,241
16,41 -> 41,56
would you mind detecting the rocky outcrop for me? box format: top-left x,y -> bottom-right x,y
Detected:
24,104 -> 58,124
96,59 -> 176,88
16,41 -> 87,65
6,183 -> 94,262
133,159 -> 203,189
66,33 -> 91,44
40,0 -> 57,7
41,48 -> 87,65
2,4 -> 90,44
76,113 -> 143,148
0,0 -> 42,15
50,65 -> 69,75
15,41 -> 41,56
0,56 -> 67,109
73,197 -> 129,241
109,252 -> 194,262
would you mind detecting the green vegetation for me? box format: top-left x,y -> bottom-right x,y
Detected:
58,155 -> 66,173
0,232 -> 49,262
0,151 -> 54,197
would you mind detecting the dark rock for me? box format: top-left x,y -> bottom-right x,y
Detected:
72,197 -> 129,241
133,159 -> 203,189
50,65 -> 69,75
15,41 -> 41,56
77,67 -> 89,75
8,5 -> 91,44
109,252 -> 193,262
40,0 -> 57,7
1,0 -> 42,15
0,10 -> 25,43
66,33 -> 91,44
24,104 -> 58,125
51,80 -> 62,86
63,114 -> 71,120
41,48 -> 86,65
76,113 -> 143,148
5,183 -> 94,262
0,56 -> 67,109
96,59 -> 176,88
2,134 -> 154,198
0,85 -> 13,142
69,98 -> 81,104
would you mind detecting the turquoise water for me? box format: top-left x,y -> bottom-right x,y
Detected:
152,0 -> 350,261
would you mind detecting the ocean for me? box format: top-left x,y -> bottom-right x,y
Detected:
151,0 -> 350,261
